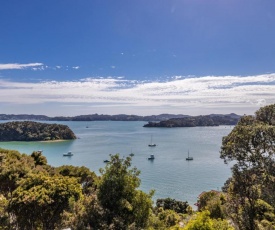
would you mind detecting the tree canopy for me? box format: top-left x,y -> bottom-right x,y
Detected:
220,104 -> 275,229
97,154 -> 154,229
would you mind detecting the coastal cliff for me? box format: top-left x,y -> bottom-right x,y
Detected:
0,121 -> 76,141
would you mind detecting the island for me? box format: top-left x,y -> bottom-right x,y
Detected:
143,114 -> 240,127
0,121 -> 76,141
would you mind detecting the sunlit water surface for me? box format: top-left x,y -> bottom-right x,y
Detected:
0,121 -> 234,207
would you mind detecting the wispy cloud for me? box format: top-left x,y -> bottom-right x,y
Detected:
0,63 -> 43,70
0,63 -> 81,71
0,73 -> 274,115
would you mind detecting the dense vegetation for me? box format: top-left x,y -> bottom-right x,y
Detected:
0,104 -> 274,229
143,114 -> 240,127
0,121 -> 76,141
220,104 -> 275,229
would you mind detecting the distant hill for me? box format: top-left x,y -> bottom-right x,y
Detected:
0,113 -> 188,121
0,113 -> 241,126
143,114 -> 241,127
0,121 -> 76,141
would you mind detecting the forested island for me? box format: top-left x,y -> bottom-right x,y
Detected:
143,114 -> 240,127
0,121 -> 76,141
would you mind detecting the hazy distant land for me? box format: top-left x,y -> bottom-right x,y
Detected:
0,113 -> 241,124
143,114 -> 240,127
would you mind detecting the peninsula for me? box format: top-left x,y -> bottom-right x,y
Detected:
0,121 -> 76,141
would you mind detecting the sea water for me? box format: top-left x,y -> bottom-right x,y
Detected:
0,121 -> 234,207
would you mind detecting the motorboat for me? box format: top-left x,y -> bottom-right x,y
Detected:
63,151 -> 73,156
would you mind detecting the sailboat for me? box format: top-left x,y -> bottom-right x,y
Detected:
186,150 -> 193,161
129,148 -> 134,157
148,135 -> 156,147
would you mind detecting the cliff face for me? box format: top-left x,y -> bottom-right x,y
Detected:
0,121 -> 76,141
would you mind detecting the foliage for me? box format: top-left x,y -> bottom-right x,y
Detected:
0,148 -> 35,196
56,165 -> 97,194
0,194 -> 9,229
157,207 -> 180,227
30,151 -> 47,166
183,211 -> 234,230
183,210 -> 214,230
156,198 -> 189,214
97,154 -> 154,229
8,173 -> 82,229
197,190 -> 227,219
220,104 -> 275,230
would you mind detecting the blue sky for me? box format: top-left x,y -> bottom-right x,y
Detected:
0,0 -> 275,116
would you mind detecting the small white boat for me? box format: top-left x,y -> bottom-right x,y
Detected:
63,151 -> 73,156
148,154 -> 155,160
186,150 -> 193,161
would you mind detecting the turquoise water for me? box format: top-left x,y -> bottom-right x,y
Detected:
0,121 -> 233,207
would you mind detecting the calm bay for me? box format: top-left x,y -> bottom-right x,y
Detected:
0,121 -> 233,207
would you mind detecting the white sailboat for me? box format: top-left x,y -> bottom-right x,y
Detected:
148,135 -> 156,147
186,150 -> 193,161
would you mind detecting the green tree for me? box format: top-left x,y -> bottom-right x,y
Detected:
9,173 -> 82,230
56,165 -> 97,194
0,149 -> 35,196
0,194 -> 9,229
220,104 -> 275,230
30,151 -> 47,166
96,154 -> 153,229
183,210 -> 214,230
197,191 -> 227,219
157,207 -> 180,228
156,198 -> 189,214
183,211 -> 234,230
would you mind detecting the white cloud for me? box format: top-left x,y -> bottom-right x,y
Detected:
0,63 -> 43,70
72,66 -> 80,70
0,73 -> 275,115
